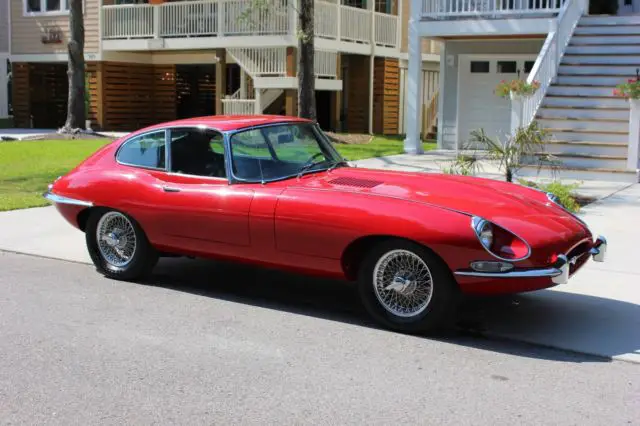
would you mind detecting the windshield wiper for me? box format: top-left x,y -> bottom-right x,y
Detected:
327,159 -> 349,173
297,160 -> 328,179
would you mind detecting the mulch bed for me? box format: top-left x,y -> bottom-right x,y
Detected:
325,132 -> 373,145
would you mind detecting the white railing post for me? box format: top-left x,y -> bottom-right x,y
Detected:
628,100 -> 640,171
336,1 -> 341,41
153,5 -> 160,39
289,0 -> 298,39
218,0 -> 225,36
240,69 -> 247,98
396,0 -> 403,49
254,89 -> 262,114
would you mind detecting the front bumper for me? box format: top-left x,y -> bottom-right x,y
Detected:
455,235 -> 607,285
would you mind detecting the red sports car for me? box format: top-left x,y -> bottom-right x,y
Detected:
45,115 -> 606,332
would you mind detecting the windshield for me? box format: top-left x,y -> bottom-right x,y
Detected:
229,122 -> 345,182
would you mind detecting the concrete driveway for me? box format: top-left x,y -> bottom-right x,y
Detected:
0,185 -> 638,363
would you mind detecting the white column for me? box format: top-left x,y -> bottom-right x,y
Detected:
254,88 -> 263,114
628,99 -> 640,171
153,5 -> 161,39
0,57 -> 8,118
404,0 -> 423,154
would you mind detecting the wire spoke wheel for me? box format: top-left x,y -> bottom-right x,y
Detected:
96,211 -> 137,268
372,249 -> 434,318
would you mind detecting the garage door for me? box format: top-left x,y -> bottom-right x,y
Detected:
458,56 -> 535,149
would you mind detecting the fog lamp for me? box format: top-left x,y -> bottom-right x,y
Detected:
470,261 -> 514,273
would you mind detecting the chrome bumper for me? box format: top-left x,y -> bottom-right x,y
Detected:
43,190 -> 93,207
455,235 -> 607,285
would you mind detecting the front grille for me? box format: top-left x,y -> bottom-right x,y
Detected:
566,241 -> 590,275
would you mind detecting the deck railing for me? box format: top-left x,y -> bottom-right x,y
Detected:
517,0 -> 583,131
315,50 -> 338,78
221,99 -> 257,115
421,0 -> 567,19
102,0 -> 399,49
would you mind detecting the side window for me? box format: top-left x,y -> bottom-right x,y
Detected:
169,128 -> 227,178
117,131 -> 166,170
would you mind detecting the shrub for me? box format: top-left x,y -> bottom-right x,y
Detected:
518,179 -> 581,213
613,76 -> 640,100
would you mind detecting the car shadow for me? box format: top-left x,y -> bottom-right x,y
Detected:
142,257 -> 639,364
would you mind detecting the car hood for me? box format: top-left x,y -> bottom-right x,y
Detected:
291,167 -> 590,247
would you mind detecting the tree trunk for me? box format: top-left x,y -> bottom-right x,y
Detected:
506,168 -> 513,183
297,0 -> 316,120
63,0 -> 86,131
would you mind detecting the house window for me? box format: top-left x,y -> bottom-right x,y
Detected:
470,61 -> 490,73
497,61 -> 517,73
524,61 -> 535,73
25,0 -> 69,14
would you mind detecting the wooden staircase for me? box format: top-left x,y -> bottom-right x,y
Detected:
521,15 -> 640,183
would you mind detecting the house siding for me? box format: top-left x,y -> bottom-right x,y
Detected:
400,0 -> 440,55
10,0 -> 100,55
0,0 -> 9,53
439,39 -> 544,150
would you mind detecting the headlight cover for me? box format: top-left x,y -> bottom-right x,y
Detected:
471,216 -> 531,261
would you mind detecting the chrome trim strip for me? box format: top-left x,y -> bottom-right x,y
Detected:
455,254 -> 568,284
43,191 -> 93,207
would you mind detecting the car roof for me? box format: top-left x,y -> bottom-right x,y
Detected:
137,115 -> 313,134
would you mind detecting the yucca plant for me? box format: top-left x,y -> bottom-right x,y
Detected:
469,121 -> 551,183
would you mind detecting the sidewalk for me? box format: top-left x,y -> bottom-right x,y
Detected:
0,167 -> 638,362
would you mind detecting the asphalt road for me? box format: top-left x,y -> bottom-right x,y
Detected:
1,251 -> 638,425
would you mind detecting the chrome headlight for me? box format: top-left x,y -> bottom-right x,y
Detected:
471,216 -> 530,261
472,217 -> 493,250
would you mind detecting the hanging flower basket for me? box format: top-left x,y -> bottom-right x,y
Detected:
495,79 -> 540,99
613,77 -> 640,100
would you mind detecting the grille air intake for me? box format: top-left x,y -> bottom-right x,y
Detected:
328,177 -> 383,188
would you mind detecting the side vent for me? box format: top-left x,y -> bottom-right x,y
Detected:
328,177 -> 383,188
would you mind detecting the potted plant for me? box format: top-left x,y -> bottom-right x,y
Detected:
495,79 -> 541,100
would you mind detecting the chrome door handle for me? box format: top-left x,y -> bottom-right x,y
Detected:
162,186 -> 181,193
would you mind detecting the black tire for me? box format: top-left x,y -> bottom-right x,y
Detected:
85,208 -> 159,281
357,239 -> 459,334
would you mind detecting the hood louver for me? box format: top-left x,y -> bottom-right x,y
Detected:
328,177 -> 383,188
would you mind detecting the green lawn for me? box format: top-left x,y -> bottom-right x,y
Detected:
334,136 -> 437,161
0,139 -> 112,212
0,135 -> 437,212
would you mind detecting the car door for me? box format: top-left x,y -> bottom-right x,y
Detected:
149,127 -> 254,254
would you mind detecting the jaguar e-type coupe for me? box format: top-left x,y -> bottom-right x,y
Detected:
45,115 -> 607,332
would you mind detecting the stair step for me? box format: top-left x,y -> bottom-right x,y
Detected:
556,75 -> 633,86
516,165 -> 638,183
543,96 -> 629,109
547,86 -> 619,97
543,129 -> 628,143
574,26 -> 640,35
525,154 -> 627,170
562,55 -> 640,65
536,107 -> 629,120
570,35 -> 640,45
538,118 -> 628,133
558,65 -> 640,76
579,15 -> 640,26
565,45 -> 640,55
543,141 -> 628,156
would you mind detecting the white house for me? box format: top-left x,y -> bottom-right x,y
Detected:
404,0 -> 640,182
